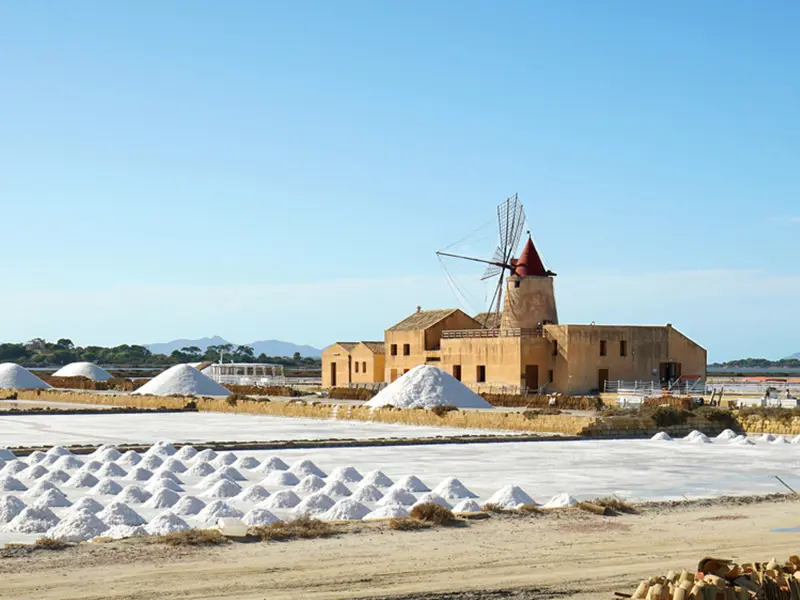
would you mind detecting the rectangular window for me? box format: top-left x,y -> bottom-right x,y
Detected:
390,344 -> 397,356
514,280 -> 520,288
552,340 -> 558,357
403,368 -> 410,374
354,362 -> 359,373
453,365 -> 461,381
600,340 -> 607,357
362,361 -> 367,372
476,365 -> 486,383
403,344 -> 410,356
548,369 -> 554,383
620,340 -> 627,357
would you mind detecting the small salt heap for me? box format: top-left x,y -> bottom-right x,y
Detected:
97,502 -> 146,526
365,365 -> 493,409
144,488 -> 181,508
364,504 -> 409,520
67,472 -> 100,488
263,471 -> 300,486
202,479 -> 242,499
321,481 -> 352,498
70,497 -> 104,514
147,478 -> 183,494
328,466 -> 363,484
771,435 -> 790,444
716,429 -> 738,440
433,477 -> 478,501
791,435 -> 800,445
172,496 -> 206,516
650,432 -> 673,441
27,451 -> 47,464
733,436 -> 756,446
295,475 -> 326,494
0,495 -> 26,523
193,449 -> 218,463
263,490 -> 301,509
452,499 -> 483,513
140,455 -> 164,470
24,464 -> 50,480
133,364 -> 231,396
289,460 -> 326,478
24,481 -> 57,498
33,488 -> 72,508
197,500 -> 243,523
48,511 -> 108,542
150,441 -> 178,456
53,455 -> 84,471
42,470 -> 71,485
124,467 -> 153,482
413,492 -> 452,509
95,447 -> 122,462
233,456 -> 260,470
96,462 -> 127,478
258,456 -> 289,473
360,470 -> 393,489
52,361 -> 112,382
216,466 -> 245,481
117,485 -> 152,504
160,458 -> 187,474
377,488 -> 416,507
0,363 -> 51,389
391,475 -> 430,493
543,493 -> 580,508
0,475 -> 27,492
352,484 -> 384,503
243,508 -> 281,526
236,485 -> 270,504
79,460 -> 104,473
212,452 -> 237,468
102,525 -> 146,540
188,462 -> 215,477
199,472 -> 234,490
175,445 -> 197,461
485,485 -> 535,509
685,431 -> 712,444
145,511 -> 190,534
321,499 -> 370,521
46,446 -> 72,458
2,461 -> 28,476
757,433 -> 776,442
293,492 -> 335,516
6,506 -> 60,533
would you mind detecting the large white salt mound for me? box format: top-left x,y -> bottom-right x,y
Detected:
243,508 -> 281,526
485,485 -> 535,509
6,506 -> 60,533
98,502 -> 146,526
52,362 -> 112,382
199,472 -> 236,490
360,470 -> 393,489
258,456 -> 289,473
34,488 -> 72,508
433,477 -> 478,501
53,455 -> 84,471
328,466 -> 362,484
263,471 -> 300,486
133,364 -> 230,397
758,433 -> 776,442
293,492 -> 335,516
289,460 -> 326,478
412,493 -> 452,509
321,481 -> 352,498
236,485 -> 270,504
365,364 -> 492,409
377,488 -> 417,507
172,496 -> 206,516
543,493 -> 580,509
175,445 -> 197,461
651,432 -> 673,441
351,484 -> 384,503
212,452 -> 237,468
233,456 -> 260,470
364,504 -> 409,520
716,429 -> 738,440
146,511 -> 190,535
0,363 -> 51,389
117,485 -> 152,504
321,499 -> 370,521
197,500 -> 243,523
70,497 -> 104,515
48,512 -> 109,542
41,470 -> 71,485
391,475 -> 431,493
295,475 -> 326,494
67,472 -> 99,488
262,490 -> 301,509
0,495 -> 26,523
0,475 -> 27,492
202,479 -> 242,499
452,499 -> 483,513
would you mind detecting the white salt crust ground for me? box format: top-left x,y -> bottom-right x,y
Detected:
1,433 -> 799,544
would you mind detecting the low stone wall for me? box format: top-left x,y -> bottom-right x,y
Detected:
582,416 -> 730,439
735,415 -> 800,435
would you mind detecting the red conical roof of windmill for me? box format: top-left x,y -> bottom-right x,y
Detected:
512,235 -> 551,277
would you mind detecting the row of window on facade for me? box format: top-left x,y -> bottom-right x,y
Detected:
551,340 -> 627,357
389,344 -> 410,356
353,361 -> 367,373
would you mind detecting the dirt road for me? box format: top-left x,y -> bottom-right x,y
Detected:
2,497 -> 799,600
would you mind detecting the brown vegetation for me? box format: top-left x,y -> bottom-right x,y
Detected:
409,502 -> 457,525
590,496 -> 636,514
430,405 -> 459,417
388,517 -> 429,531
481,393 -> 604,410
251,516 -> 334,542
152,529 -> 229,546
225,384 -> 300,397
328,387 -> 377,401
33,537 -> 70,550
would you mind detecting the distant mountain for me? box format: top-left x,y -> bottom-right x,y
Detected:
790,352 -> 800,359
145,336 -> 321,358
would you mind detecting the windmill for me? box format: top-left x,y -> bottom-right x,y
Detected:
436,194 -> 528,329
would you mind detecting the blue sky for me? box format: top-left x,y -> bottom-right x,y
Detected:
1,1 -> 798,361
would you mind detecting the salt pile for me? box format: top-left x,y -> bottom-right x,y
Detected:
733,437 -> 756,446
0,363 -> 51,389
175,445 -> 197,460
202,479 -> 242,499
172,496 -> 206,516
151,441 -> 177,456
70,497 -> 104,514
0,458 -> 5,470
717,429 -> 738,440
377,489 -> 417,507
125,467 -> 153,482
0,495 -> 26,523
53,455 -> 84,470
263,490 -> 301,509
46,445 -> 72,457
365,364 -> 493,409
243,508 -> 281,526
141,455 -> 164,470
133,364 -> 231,397
42,470 -> 71,485
329,466 -> 362,484
650,432 -> 673,441
485,485 -> 534,509
792,435 -> 800,445
293,492 -> 335,516
145,511 -> 190,535
27,451 -> 47,464
360,470 -> 393,488
289,460 -> 326,478
233,456 -> 260,470
91,478 -> 123,496
197,500 -> 243,523
364,504 -> 409,520
212,452 -> 237,468
96,462 -> 127,478
772,436 -> 790,444
758,433 -> 776,442
91,444 -> 117,457
160,458 -> 187,473
199,472 -> 235,489
321,481 -> 352,498
321,499 -> 370,521
2,461 -> 28,476
6,506 -> 60,533
156,470 -> 183,484
24,481 -> 57,498
0,448 -> 16,460
188,462 -> 215,477
452,499 -> 483,513
217,466 -> 245,481
295,475 -> 326,494
0,476 -> 27,492
391,475 -> 430,493
102,525 -> 146,539
687,433 -> 712,444
98,502 -> 146,526
263,471 -> 300,486
730,435 -> 747,444
147,478 -> 183,493
433,477 -> 478,501
80,460 -> 104,473
194,449 -> 218,462
24,464 -> 50,480
67,472 -> 99,488
40,454 -> 60,466
34,488 -> 72,508
258,456 -> 289,473
236,485 -> 270,504
351,484 -> 384,503
117,485 -> 152,504
52,361 -> 112,381
95,447 -> 122,462
543,493 -> 579,508
48,511 -> 109,542
414,493 -> 452,509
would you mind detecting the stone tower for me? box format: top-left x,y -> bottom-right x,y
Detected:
500,235 -> 558,329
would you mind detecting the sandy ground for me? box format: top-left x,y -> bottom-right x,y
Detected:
3,496 -> 800,600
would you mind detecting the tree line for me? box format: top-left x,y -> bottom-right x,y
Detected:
709,357 -> 800,369
0,339 -> 320,368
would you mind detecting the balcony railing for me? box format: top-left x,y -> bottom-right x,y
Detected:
441,327 -> 544,339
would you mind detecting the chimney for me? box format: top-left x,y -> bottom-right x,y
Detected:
416,305 -> 421,313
